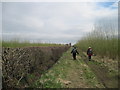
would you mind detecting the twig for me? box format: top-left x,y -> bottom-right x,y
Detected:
17,73 -> 24,85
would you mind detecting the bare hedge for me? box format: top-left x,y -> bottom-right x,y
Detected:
2,46 -> 70,88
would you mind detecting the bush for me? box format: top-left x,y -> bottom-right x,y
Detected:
2,46 -> 70,88
76,18 -> 118,59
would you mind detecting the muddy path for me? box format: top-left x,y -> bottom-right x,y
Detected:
80,53 -> 118,88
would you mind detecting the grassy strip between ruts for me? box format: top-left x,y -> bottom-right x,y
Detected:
28,48 -> 104,88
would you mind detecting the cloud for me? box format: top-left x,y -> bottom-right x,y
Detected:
21,16 -> 44,30
2,2 -> 117,44
1,0 -> 119,2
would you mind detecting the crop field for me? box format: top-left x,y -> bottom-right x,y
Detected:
2,40 -> 64,48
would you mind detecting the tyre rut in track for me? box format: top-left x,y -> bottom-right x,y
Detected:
80,53 -> 118,88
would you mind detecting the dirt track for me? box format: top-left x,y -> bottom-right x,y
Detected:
81,53 -> 118,88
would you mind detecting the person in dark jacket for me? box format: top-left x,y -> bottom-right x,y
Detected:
87,47 -> 93,61
71,46 -> 79,60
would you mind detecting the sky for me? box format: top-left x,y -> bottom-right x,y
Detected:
1,0 -> 118,44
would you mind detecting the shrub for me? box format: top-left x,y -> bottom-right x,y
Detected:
2,46 -> 70,88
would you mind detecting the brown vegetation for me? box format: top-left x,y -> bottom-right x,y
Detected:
2,46 -> 70,88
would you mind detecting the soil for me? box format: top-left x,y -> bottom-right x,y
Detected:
81,53 -> 118,88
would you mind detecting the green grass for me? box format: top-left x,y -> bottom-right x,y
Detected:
2,40 -> 64,48
28,73 -> 62,88
25,47 -> 117,88
28,48 -> 104,88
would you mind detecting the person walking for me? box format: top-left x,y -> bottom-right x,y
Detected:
87,47 -> 93,61
71,46 -> 79,60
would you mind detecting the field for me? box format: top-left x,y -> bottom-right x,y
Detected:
2,40 -> 64,48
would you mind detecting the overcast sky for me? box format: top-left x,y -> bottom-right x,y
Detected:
1,1 -> 118,44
